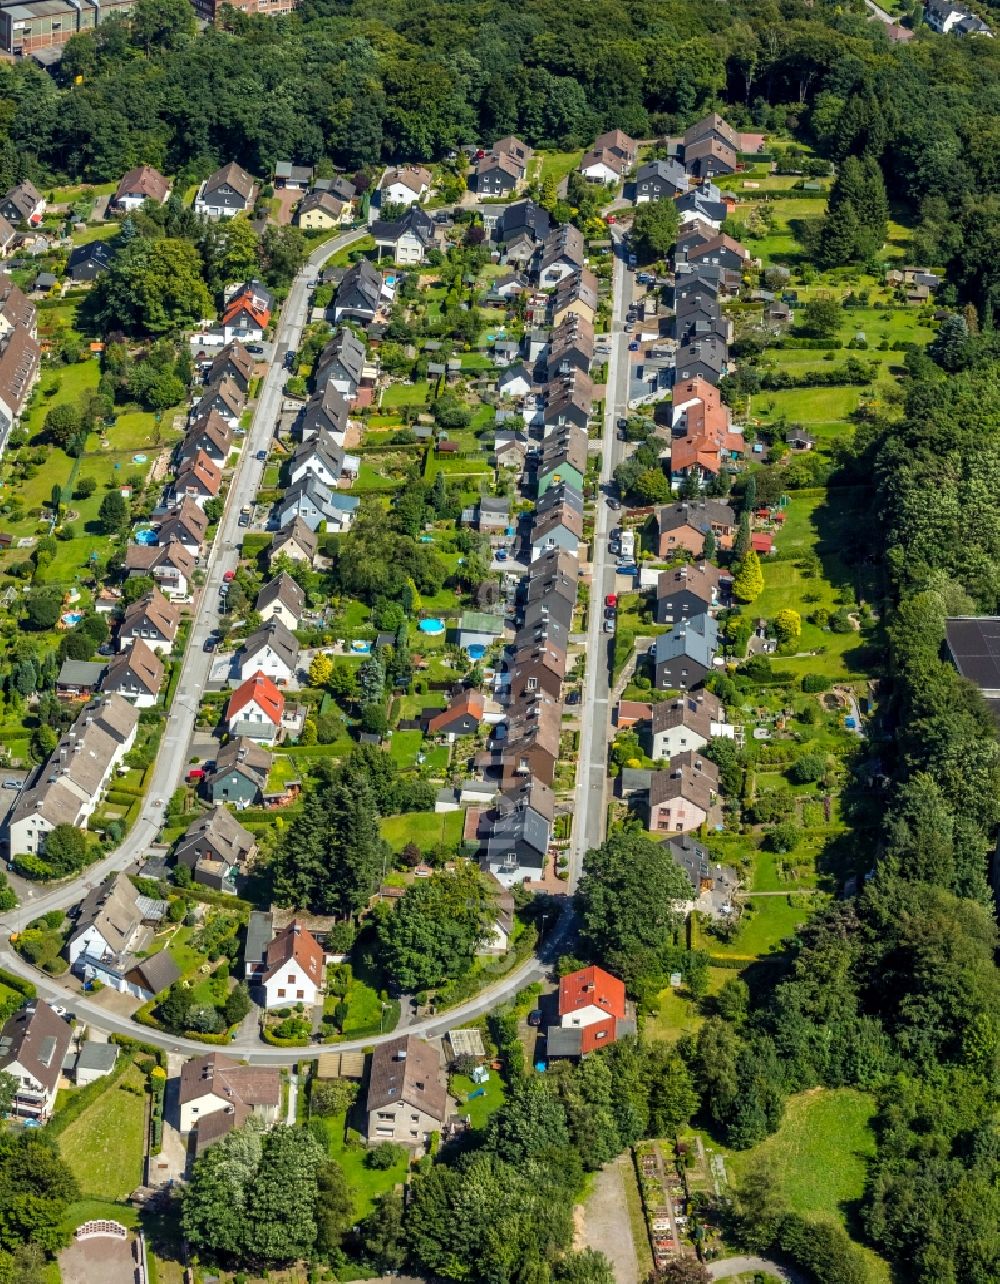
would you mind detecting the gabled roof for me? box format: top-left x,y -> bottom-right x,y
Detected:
650,690 -> 722,738
158,496 -> 209,545
204,162 -> 255,201
222,293 -> 270,331
657,562 -> 726,606
580,146 -> 629,177
370,205 -> 434,247
367,1035 -> 448,1121
121,588 -> 180,641
337,258 -> 384,313
654,613 -> 719,669
256,572 -> 305,619
0,180 -> 41,221
72,873 -> 142,957
683,112 -> 739,152
104,638 -> 164,697
272,517 -> 318,559
427,689 -> 487,735
558,965 -> 626,1020
687,233 -> 749,264
0,327 -> 40,413
302,382 -> 349,437
299,190 -> 347,221
198,374 -> 244,418
316,327 -> 366,388
243,618 -> 300,672
208,341 -> 255,388
636,158 -> 688,190
177,806 -> 255,868
0,1000 -> 72,1094
209,737 -> 273,788
649,752 -> 719,811
116,165 -> 170,204
176,450 -> 222,497
593,128 -> 638,159
379,166 -> 432,195
0,272 -> 35,332
540,224 -> 585,273
178,1052 -> 280,1109
227,671 -> 284,726
263,920 -> 325,986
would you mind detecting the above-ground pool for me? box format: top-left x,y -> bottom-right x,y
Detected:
134,528 -> 157,546
467,643 -> 486,660
419,618 -> 445,636
132,453 -> 147,464
61,612 -> 83,627
350,640 -> 371,654
418,535 -> 434,544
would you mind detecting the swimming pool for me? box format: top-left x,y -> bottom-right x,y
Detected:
418,618 -> 445,636
132,453 -> 147,464
134,528 -> 157,546
467,643 -> 486,660
61,612 -> 83,627
350,640 -> 371,654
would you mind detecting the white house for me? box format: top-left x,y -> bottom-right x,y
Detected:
178,1052 -> 281,1135
648,692 -> 734,762
239,619 -> 300,684
260,920 -> 325,1009
378,166 -> 432,207
193,163 -> 257,219
0,1001 -> 72,1121
226,672 -> 285,743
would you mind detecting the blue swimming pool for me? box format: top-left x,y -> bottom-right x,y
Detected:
135,528 -> 157,546
61,612 -> 83,627
467,643 -> 486,660
418,618 -> 445,636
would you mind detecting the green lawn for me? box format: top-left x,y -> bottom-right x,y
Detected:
387,728 -> 423,768
725,1088 -> 890,1284
57,1063 -> 148,1200
381,379 -> 429,408
450,1068 -> 505,1130
318,1112 -> 410,1219
643,968 -> 732,1044
324,965 -> 395,1039
696,895 -> 811,960
380,809 -> 464,852
535,149 -> 585,187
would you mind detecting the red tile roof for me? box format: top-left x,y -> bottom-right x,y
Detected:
558,965 -> 626,1021
263,920 -> 325,986
226,671 -> 284,726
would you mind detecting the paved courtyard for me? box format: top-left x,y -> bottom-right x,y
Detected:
59,1232 -> 141,1284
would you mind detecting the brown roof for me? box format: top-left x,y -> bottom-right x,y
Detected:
657,562 -> 725,607
263,920 -> 324,987
256,571 -> 305,618
650,690 -> 722,740
205,162 -> 256,202
194,1101 -> 251,1155
0,1000 -> 72,1094
272,517 -> 317,559
209,342 -> 256,388
552,267 -> 599,316
428,689 -> 486,734
121,588 -> 180,642
649,752 -> 719,810
158,496 -> 208,545
0,272 -> 35,332
299,191 -> 346,220
367,1035 -> 448,1121
532,501 -> 584,542
104,638 -> 164,696
593,128 -> 638,159
178,1052 -> 280,1108
115,165 -> 170,205
0,326 -> 39,413
176,450 -> 222,497
688,233 -> 749,264
504,695 -> 562,760
683,112 -> 739,151
198,373 -> 244,419
181,410 -> 233,460
210,737 -> 272,787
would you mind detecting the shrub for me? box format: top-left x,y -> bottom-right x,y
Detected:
366,1141 -> 406,1170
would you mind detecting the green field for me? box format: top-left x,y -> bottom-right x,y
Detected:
696,895 -> 810,960
380,808 -> 464,852
450,1068 -> 505,1130
57,1062 -> 148,1200
318,1112 -> 410,1219
535,149 -> 585,187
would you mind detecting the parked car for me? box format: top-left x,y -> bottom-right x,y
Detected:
607,496 -> 621,510
256,449 -> 267,461
605,593 -> 618,608
616,417 -> 628,430
246,343 -> 264,354
283,349 -> 296,369
203,636 -> 217,652
223,569 -> 236,583
628,341 -> 640,351
603,617 -> 615,634
527,1009 -> 543,1027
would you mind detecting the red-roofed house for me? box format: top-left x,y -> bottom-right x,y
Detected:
670,376 -> 744,487
222,291 -> 271,344
551,965 -> 632,1058
226,671 -> 284,743
261,920 -> 325,1008
427,690 -> 487,741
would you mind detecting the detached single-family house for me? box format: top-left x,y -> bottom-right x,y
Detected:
114,165 -> 170,211
276,474 -> 335,533
675,185 -> 729,229
371,206 -> 436,266
656,501 -> 736,557
300,383 -> 350,444
548,965 -> 634,1059
56,659 -> 106,699
194,163 -> 257,218
683,112 -> 740,156
289,432 -> 352,490
297,190 -> 350,230
366,1036 -> 450,1151
226,671 -> 285,743
653,613 -> 719,691
579,146 -> 629,186
647,751 -> 720,834
648,690 -> 731,761
270,517 -> 317,568
427,689 -> 487,741
240,618 -> 299,685
206,738 -> 273,807
655,562 -> 730,625
221,289 -> 270,344
175,806 -> 256,892
474,145 -> 526,197
261,920 -> 325,1009
497,199 -> 550,248
68,872 -> 147,968
178,1052 -> 280,1136
119,588 -> 180,654
633,159 -> 688,204
255,572 -> 305,631
378,166 -> 432,207
498,362 -> 532,399
67,241 -> 113,283
0,180 -> 44,227
0,1000 -> 72,1121
274,161 -> 313,189
102,638 -> 164,708
124,537 -> 197,600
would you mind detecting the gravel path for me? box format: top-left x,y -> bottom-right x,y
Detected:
580,1155 -> 639,1284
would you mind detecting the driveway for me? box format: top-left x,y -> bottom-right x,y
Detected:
578,1154 -> 639,1284
708,1256 -> 806,1283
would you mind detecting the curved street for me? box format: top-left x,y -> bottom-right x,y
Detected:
0,225 -> 632,1064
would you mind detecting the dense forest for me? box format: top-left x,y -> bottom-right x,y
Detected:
2,0 -> 1000,1281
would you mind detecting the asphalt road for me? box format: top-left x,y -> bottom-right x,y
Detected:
570,230 -> 633,884
0,233 -> 366,931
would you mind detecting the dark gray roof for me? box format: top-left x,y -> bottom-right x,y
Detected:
129,950 -> 181,995
75,1041 -> 119,1074
57,659 -> 106,687
946,617 -> 1000,697
316,327 -> 366,388
370,206 -> 434,246
245,910 -> 274,969
654,613 -> 718,669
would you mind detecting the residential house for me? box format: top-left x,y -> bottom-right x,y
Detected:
474,494 -> 511,533
579,146 -> 629,185
0,326 -> 41,449
489,271 -> 528,301
478,873 -> 516,956
787,427 -> 816,451
0,218 -> 16,259
261,920 -> 325,1008
0,1001 -> 72,1120
194,163 -> 257,218
427,690 -> 488,741
551,267 -> 599,327
655,501 -> 735,559
543,374 -> 593,436
70,1042 -> 120,1087
530,496 -> 583,560
663,834 -> 738,917
503,644 -> 566,705
102,639 -> 164,708
498,697 -> 562,787
240,618 -> 299,685
474,151 -> 521,197
68,872 -> 147,969
119,588 -> 180,654
925,0 -> 993,33
480,776 -> 555,885
270,517 -> 317,568
226,671 -> 285,743
255,573 -> 305,631
592,128 -> 638,168
498,362 -> 532,399
669,377 -> 743,484
537,225 -> 586,289
300,383 -> 350,444
633,159 -> 688,204
647,752 -> 719,834
687,234 -> 749,274
0,273 -> 36,339
157,498 -> 209,559
674,218 -> 718,262
496,199 -> 550,249
494,429 -> 530,473
378,166 -> 432,207
315,328 -> 367,402
67,241 -> 114,283
206,738 -> 273,807
536,424 -> 588,497
179,409 -> 234,468
674,334 -> 728,385
675,184 -> 729,228
547,313 -> 594,379
655,561 -> 730,625
193,374 -> 244,428
683,112 -> 740,155
175,806 -> 256,892
125,537 -> 197,599
221,288 -> 270,344
273,162 -> 313,189
366,1035 -> 450,1151
548,966 -> 633,1059
244,910 -> 274,983
174,450 -> 223,508
371,206 -> 436,265
0,180 -> 44,227
207,342 -> 256,396
684,138 -> 737,179
56,659 -> 106,699
114,165 -> 170,211
491,135 -> 533,173
648,690 -> 732,761
178,1052 -> 280,1135
276,474 -> 337,533
653,613 -> 719,691
297,190 -> 350,230
289,431 -> 357,490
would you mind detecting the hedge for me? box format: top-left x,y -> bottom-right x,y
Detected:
47,1053 -> 134,1137
262,1027 -> 310,1047
0,967 -> 36,1000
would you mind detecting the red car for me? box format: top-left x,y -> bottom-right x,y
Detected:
605,593 -> 618,608
606,214 -> 617,225
186,767 -> 205,781
223,570 -> 235,583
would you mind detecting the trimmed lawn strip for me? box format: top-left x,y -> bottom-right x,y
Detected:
57,1062 -> 147,1200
